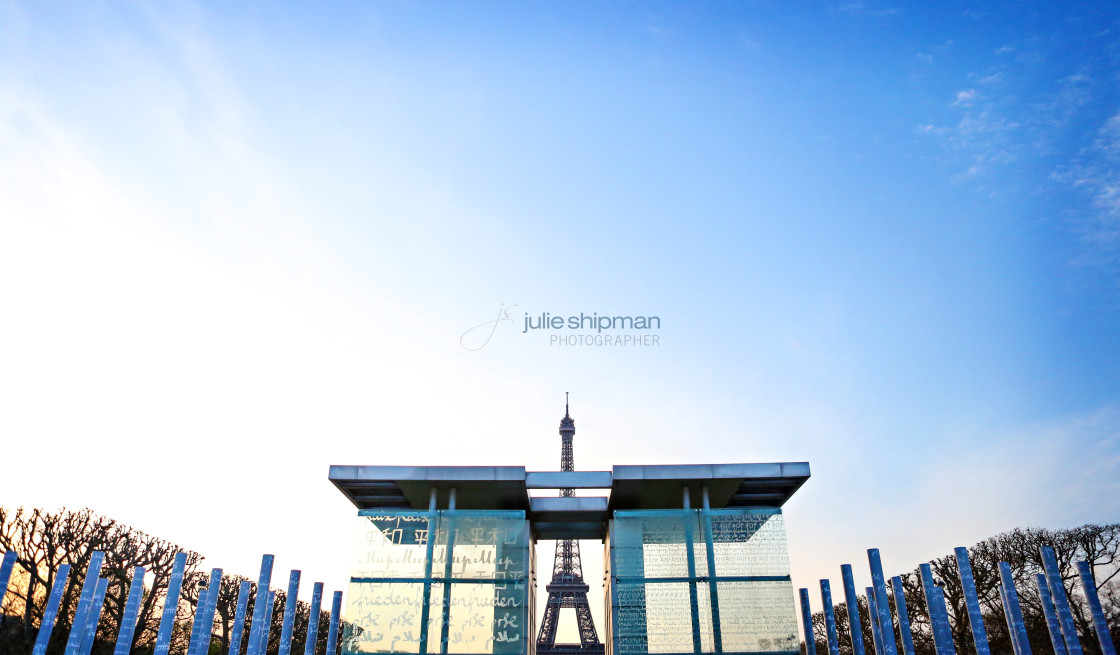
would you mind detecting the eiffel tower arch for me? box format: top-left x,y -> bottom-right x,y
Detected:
537,396 -> 605,655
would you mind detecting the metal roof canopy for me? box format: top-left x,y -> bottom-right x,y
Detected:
328,462 -> 810,540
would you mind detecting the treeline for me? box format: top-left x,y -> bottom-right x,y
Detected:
0,508 -> 340,655
807,524 -> 1120,655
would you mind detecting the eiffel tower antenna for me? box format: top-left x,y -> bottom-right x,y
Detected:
537,395 -> 604,655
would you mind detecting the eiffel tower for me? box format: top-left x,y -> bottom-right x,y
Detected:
537,395 -> 604,655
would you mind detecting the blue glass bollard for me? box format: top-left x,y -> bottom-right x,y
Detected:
867,551 -> 898,655
1036,574 -> 1069,655
78,577 -> 109,655
65,551 -> 106,655
820,580 -> 841,655
0,550 -> 17,607
258,590 -> 277,654
325,591 -> 343,655
155,553 -> 188,655
188,586 -> 211,655
305,583 -> 324,655
1076,561 -> 1116,655
114,567 -> 146,655
841,565 -> 867,655
889,576 -> 916,655
998,586 -> 1019,655
246,555 -> 276,655
1041,546 -> 1084,655
998,562 -> 1031,655
919,564 -> 955,655
953,547 -> 990,655
197,569 -> 224,655
800,588 -> 817,655
33,564 -> 71,655
229,581 -> 253,655
867,587 -> 885,655
279,571 -> 302,655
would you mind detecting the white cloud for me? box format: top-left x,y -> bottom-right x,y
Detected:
1068,114 -> 1120,254
952,89 -> 977,106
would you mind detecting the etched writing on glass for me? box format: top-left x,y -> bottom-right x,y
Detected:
609,509 -> 797,655
343,510 -> 532,655
709,513 -> 789,578
715,582 -> 798,653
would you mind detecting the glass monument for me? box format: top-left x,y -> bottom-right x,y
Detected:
343,510 -> 535,655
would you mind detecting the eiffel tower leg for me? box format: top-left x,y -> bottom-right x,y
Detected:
574,599 -> 600,647
538,592 -> 563,646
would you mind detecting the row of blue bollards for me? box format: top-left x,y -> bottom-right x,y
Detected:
0,549 -> 343,655
799,546 -> 1116,655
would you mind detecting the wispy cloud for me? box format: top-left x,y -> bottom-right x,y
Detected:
918,33 -> 1118,291
920,89 -> 1021,177
952,89 -> 977,106
1058,114 -> 1120,262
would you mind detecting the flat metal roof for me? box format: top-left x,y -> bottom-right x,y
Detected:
329,462 -> 809,539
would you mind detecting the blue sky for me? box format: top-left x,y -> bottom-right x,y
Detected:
1,0 -> 1118,642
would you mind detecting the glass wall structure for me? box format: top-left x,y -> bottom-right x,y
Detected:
343,510 -> 535,655
606,509 -> 798,655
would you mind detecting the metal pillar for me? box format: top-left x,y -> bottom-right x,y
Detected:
326,591 -> 344,655
919,564 -> 955,655
890,576 -> 916,655
1041,546 -> 1084,655
800,589 -> 817,655
229,581 -> 253,655
66,551 -> 106,655
841,565 -> 867,655
867,550 -> 898,655
32,564 -> 71,655
867,588 -> 885,655
305,582 -> 324,655
954,547 -> 990,655
279,571 -> 302,655
154,553 -> 187,655
113,567 -> 146,655
1037,574 -> 1069,655
246,555 -> 276,655
820,580 -> 841,655
998,562 -> 1031,655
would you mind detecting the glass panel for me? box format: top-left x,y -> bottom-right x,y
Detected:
613,584 -> 648,655
708,511 -> 789,578
345,510 -> 532,655
641,543 -> 689,579
642,583 -> 694,654
343,581 -> 427,654
611,511 -> 702,579
438,513 -> 531,581
608,509 -> 797,655
352,513 -> 433,580
714,581 -> 798,654
445,582 -> 530,655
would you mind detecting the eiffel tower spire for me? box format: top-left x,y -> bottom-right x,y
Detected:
537,395 -> 604,655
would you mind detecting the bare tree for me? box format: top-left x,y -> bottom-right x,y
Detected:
806,524 -> 1120,655
0,508 -> 202,655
